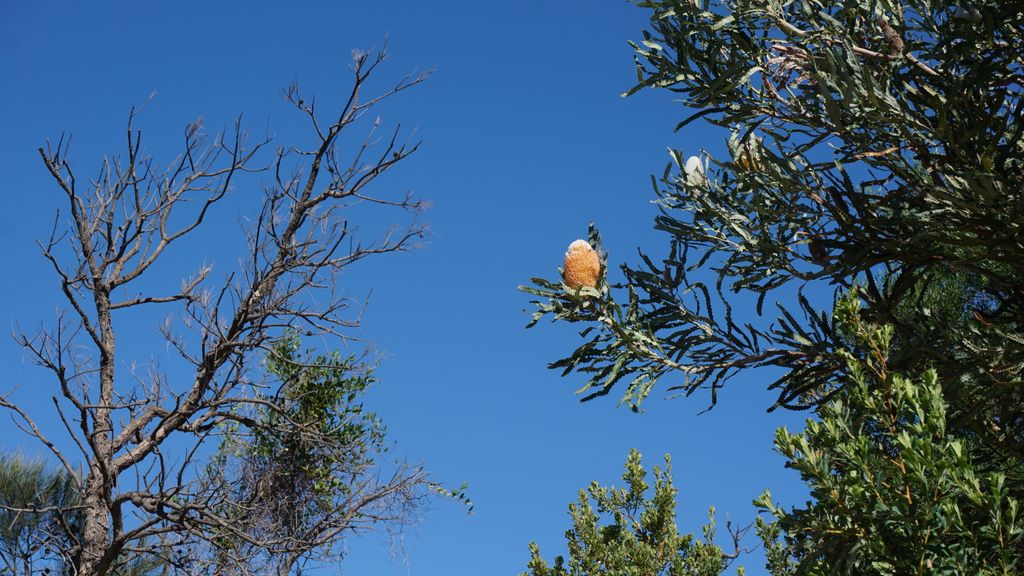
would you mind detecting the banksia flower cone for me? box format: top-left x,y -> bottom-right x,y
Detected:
736,135 -> 763,172
563,239 -> 601,289
684,156 -> 708,186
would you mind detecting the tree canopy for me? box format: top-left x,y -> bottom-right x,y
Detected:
524,0 -> 1023,414
522,0 -> 1024,572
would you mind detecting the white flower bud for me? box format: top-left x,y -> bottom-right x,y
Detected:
684,155 -> 707,186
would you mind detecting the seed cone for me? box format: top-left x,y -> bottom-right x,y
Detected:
563,239 -> 601,289
735,135 -> 763,171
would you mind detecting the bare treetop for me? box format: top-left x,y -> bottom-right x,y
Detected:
3,47 -> 437,576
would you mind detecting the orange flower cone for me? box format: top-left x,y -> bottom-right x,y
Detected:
563,239 -> 601,289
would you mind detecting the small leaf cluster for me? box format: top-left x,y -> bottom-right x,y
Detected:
756,293 -> 1024,574
203,331 -> 391,553
523,449 -> 732,576
253,331 -> 385,500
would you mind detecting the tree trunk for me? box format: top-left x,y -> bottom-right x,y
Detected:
78,468 -> 111,576
80,285 -> 116,576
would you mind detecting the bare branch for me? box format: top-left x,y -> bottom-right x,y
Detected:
11,46 -> 437,576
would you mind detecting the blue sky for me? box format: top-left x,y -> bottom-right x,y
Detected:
1,2 -> 812,574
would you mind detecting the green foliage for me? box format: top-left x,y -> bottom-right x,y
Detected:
521,0 -> 1023,421
522,0 -> 1024,572
756,294 -> 1024,574
520,1 -> 1024,539
252,331 -> 386,501
522,291 -> 1024,575
205,332 -> 386,538
0,454 -> 81,575
199,332 -> 436,573
523,449 -> 735,576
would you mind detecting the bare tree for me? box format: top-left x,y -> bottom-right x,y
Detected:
2,47 -> 434,576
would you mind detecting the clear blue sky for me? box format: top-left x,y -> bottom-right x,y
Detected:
1,2 -> 812,574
